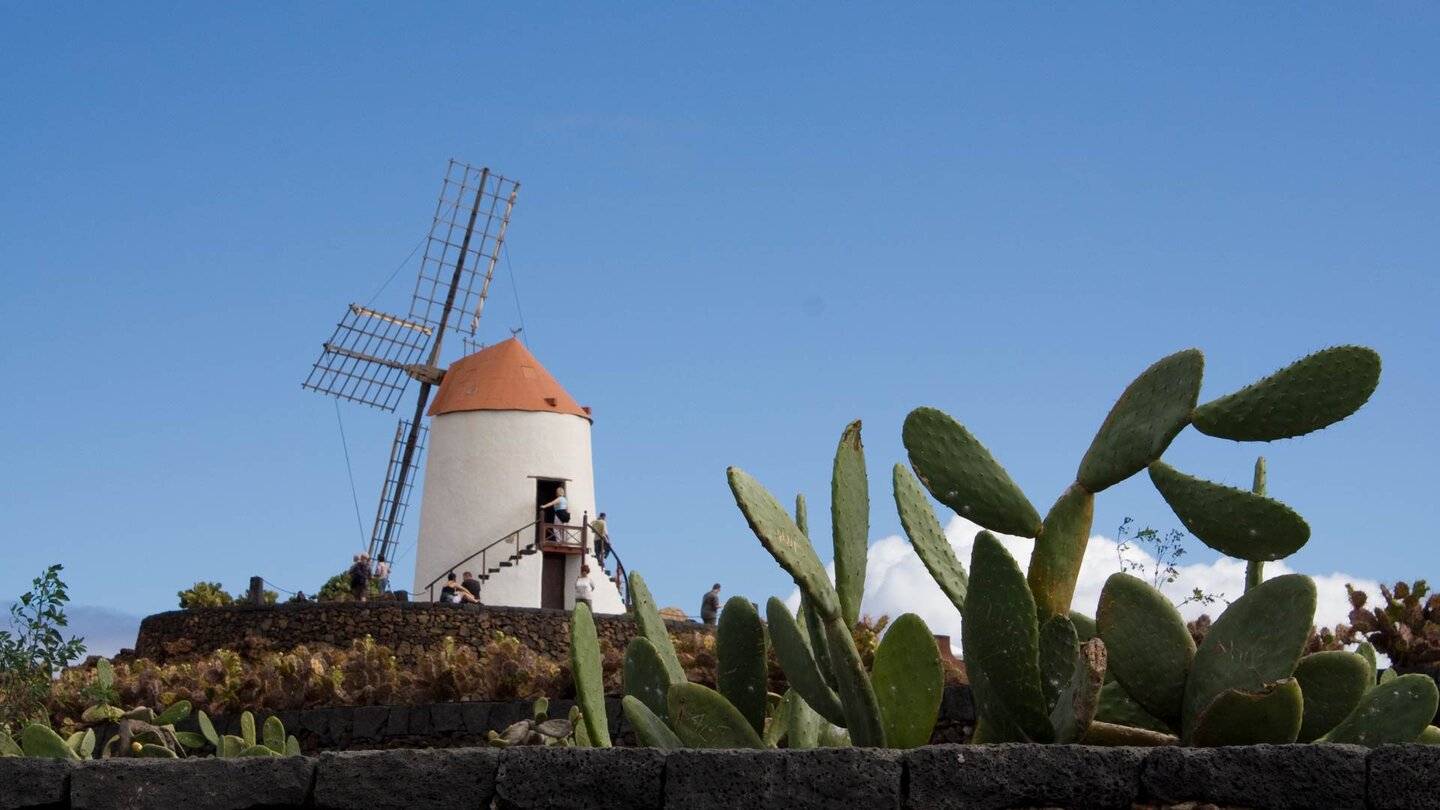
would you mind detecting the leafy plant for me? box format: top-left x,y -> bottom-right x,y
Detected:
177,582 -> 235,609
1114,518 -> 1223,610
0,564 -> 85,732
316,572 -> 353,603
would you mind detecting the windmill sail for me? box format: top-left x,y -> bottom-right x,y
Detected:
302,305 -> 433,412
369,419 -> 428,564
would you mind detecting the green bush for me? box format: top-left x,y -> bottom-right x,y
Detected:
0,565 -> 85,732
177,583 -> 234,610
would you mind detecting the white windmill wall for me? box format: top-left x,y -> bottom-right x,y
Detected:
413,408 -> 624,613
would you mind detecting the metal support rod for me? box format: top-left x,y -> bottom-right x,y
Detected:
372,170 -> 490,563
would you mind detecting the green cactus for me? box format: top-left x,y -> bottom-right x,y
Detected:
964,531 -> 1053,743
622,695 -> 683,749
1293,650 -> 1371,742
716,595 -> 769,736
1029,484 -> 1096,620
892,464 -> 968,611
886,346 -> 1382,748
728,465 -> 885,747
1038,615 -> 1080,713
1076,349 -> 1205,493
1320,673 -> 1440,747
623,637 -> 673,723
832,419 -> 869,629
628,571 -> 685,684
569,601 -> 611,747
1245,457 -> 1268,591
20,724 -> 78,760
1149,461 -> 1310,562
1191,345 -> 1382,441
667,682 -> 765,749
870,613 -> 943,748
1191,679 -> 1304,746
1097,572 -> 1194,730
1419,725 -> 1440,745
765,597 -> 845,726
903,407 -> 1041,538
1182,574 -> 1316,743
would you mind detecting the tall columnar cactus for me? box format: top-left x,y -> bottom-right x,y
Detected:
894,345 -> 1435,746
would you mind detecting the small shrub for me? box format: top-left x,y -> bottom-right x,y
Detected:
0,564 -> 86,732
177,582 -> 235,609
1348,580 -> 1440,669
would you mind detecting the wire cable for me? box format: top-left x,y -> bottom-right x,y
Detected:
503,241 -> 528,346
333,401 -> 369,546
364,230 -> 429,309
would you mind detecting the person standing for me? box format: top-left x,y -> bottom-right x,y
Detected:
700,583 -> 721,625
574,565 -> 596,611
348,553 -> 371,602
540,487 -> 571,545
374,559 -> 391,594
589,512 -> 609,563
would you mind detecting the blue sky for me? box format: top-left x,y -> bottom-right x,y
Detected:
2,4 -> 1436,654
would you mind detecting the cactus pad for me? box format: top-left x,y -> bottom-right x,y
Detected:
570,602 -> 612,747
1097,573 -> 1195,729
1193,345 -> 1381,441
1294,650 -> 1371,742
1051,638 -> 1107,744
823,613 -> 887,747
622,696 -> 683,749
728,467 -> 842,620
871,612 -> 943,749
667,682 -> 766,749
717,595 -> 769,735
964,531 -> 1054,742
765,597 -> 845,726
1028,484 -> 1095,618
1321,673 -> 1439,747
893,463 -> 968,611
1077,348 -> 1204,493
1182,574 -> 1316,742
1038,615 -> 1080,714
20,724 -> 78,760
1419,725 -> 1440,745
832,419 -> 869,628
1149,461 -> 1310,562
903,407 -> 1042,538
624,637 -> 674,723
629,571 -> 686,684
1191,679 -> 1304,746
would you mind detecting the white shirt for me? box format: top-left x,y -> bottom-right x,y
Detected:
574,576 -> 595,599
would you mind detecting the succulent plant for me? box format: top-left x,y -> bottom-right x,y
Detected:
485,697 -> 575,747
893,344 -> 1435,746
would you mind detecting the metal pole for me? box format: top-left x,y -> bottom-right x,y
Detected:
373,169 -> 491,564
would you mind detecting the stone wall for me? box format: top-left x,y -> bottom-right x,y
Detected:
134,603 -> 711,666
6,744 -> 1437,810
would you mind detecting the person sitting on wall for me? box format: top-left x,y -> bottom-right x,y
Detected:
574,565 -> 595,612
461,571 -> 483,603
440,572 -> 477,604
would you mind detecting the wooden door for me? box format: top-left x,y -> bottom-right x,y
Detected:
541,553 -> 567,610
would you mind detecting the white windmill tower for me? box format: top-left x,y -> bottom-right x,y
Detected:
301,161 -> 628,613
413,338 -> 626,614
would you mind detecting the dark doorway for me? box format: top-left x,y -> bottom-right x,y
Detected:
535,478 -> 565,525
541,553 -> 567,610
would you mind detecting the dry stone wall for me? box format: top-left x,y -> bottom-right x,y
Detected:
4,744 -> 1438,810
134,602 -> 710,665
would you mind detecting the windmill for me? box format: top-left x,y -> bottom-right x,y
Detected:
302,161 -> 520,569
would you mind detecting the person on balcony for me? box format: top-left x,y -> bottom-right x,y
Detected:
540,487 -> 571,544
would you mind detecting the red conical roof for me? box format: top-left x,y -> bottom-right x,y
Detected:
428,338 -> 591,420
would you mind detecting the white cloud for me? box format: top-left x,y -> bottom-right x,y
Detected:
789,515 -> 1379,652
